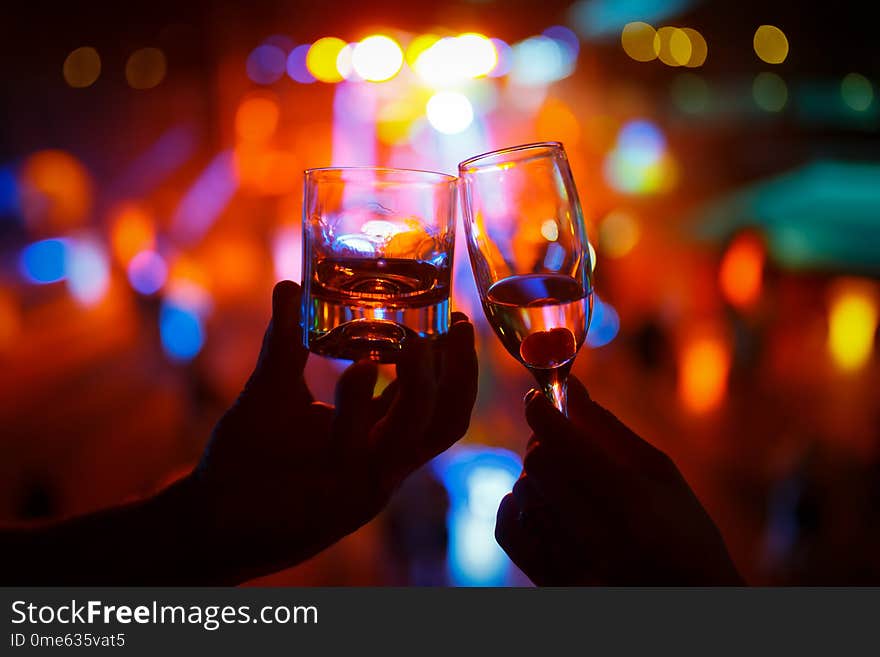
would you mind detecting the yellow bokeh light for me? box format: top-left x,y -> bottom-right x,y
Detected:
621,22 -> 658,62
352,35 -> 404,82
406,34 -> 440,67
307,37 -> 346,83
753,25 -> 788,64
827,280 -> 878,372
681,28 -> 708,67
235,94 -> 280,143
655,27 -> 692,66
63,47 -> 101,88
678,335 -> 730,413
598,210 -> 640,258
125,48 -> 167,89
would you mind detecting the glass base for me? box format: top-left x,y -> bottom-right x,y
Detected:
306,296 -> 449,363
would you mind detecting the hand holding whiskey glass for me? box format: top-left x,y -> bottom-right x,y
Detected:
459,142 -> 593,415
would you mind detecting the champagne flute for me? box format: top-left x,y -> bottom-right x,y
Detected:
459,142 -> 593,415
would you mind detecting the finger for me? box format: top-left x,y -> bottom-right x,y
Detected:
495,493 -> 558,586
426,320 -> 478,454
524,390 -> 611,467
248,281 -> 312,402
371,337 -> 438,469
333,360 -> 379,449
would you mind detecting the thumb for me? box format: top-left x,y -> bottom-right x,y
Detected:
247,281 -> 311,399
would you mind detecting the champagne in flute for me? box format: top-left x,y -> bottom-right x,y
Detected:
484,273 -> 592,411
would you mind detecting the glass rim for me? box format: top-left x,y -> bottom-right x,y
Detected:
458,141 -> 565,174
304,166 -> 457,185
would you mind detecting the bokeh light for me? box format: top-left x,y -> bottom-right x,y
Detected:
160,301 -> 205,362
681,28 -> 707,67
621,22 -> 658,62
246,44 -> 287,84
287,44 -> 316,83
841,73 -> 874,112
678,334 -> 730,413
753,72 -> 788,112
273,225 -> 302,282
426,91 -> 474,134
719,233 -> 765,310
62,47 -> 101,88
433,447 -> 522,586
307,37 -> 346,83
510,35 -> 574,84
655,27 -> 692,67
753,25 -> 789,64
352,35 -> 404,83
67,237 -> 110,306
535,98 -> 581,145
586,296 -> 620,348
598,209 -> 640,258
335,43 -> 359,80
827,280 -> 878,372
109,203 -> 155,265
543,25 -> 580,62
456,33 -> 498,78
127,250 -> 167,295
19,238 -> 68,284
488,38 -> 512,77
235,94 -> 280,142
20,150 -> 93,232
125,48 -> 167,89
406,34 -> 440,68
671,72 -> 710,113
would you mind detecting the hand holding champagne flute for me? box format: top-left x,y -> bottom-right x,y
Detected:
459,142 -> 593,415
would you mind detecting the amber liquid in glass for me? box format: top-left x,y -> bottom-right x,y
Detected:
307,256 -> 450,361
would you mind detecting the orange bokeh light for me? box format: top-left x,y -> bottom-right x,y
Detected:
201,237 -> 264,300
109,203 -> 156,265
235,94 -> 280,143
20,150 -> 93,232
719,233 -> 765,310
678,333 -> 731,414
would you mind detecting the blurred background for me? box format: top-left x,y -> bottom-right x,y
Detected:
1,0 -> 878,585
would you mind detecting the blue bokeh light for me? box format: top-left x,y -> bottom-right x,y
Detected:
543,25 -> 580,60
587,295 -> 620,348
67,238 -> 110,306
488,38 -> 513,78
159,302 -> 205,361
432,446 -> 523,586
616,120 -> 665,166
0,166 -> 20,218
286,44 -> 316,84
246,44 -> 287,85
19,238 -> 69,284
